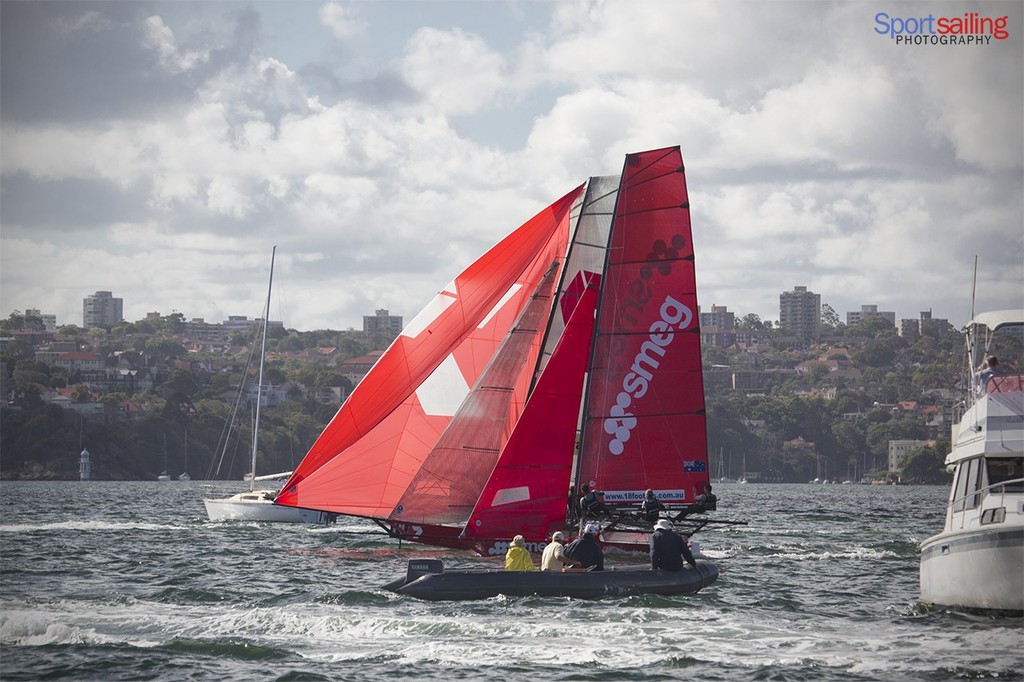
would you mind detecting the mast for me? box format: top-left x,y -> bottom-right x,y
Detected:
966,256 -> 979,406
251,246 -> 276,492
570,178 -> 623,496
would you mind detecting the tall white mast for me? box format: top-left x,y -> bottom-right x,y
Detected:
250,246 -> 276,492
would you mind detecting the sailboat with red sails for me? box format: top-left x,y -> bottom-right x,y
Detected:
275,147 -> 726,561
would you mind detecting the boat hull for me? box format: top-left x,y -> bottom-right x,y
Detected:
204,493 -> 331,524
920,526 -> 1024,612
384,558 -> 718,601
387,521 -> 720,556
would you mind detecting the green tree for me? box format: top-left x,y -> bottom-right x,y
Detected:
145,337 -> 187,358
821,303 -> 842,330
0,311 -> 26,333
1,339 -> 34,365
277,334 -> 305,352
11,360 -> 50,391
738,313 -> 764,331
901,440 -> 951,484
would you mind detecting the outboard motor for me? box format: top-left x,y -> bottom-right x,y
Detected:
382,559 -> 445,593
405,559 -> 444,582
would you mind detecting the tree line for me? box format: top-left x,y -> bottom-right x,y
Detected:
3,309 -> 1015,483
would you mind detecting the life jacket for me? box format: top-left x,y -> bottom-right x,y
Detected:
505,546 -> 537,571
580,490 -> 603,514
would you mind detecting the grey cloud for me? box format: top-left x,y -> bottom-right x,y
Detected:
0,174 -> 150,232
0,1 -> 193,124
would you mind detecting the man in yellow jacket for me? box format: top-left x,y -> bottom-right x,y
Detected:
505,535 -> 537,571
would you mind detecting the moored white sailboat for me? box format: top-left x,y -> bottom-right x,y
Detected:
204,247 -> 327,524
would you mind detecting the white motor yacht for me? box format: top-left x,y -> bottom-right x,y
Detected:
919,309 -> 1024,612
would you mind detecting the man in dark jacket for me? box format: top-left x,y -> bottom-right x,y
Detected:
650,519 -> 698,571
563,523 -> 604,571
578,484 -> 613,519
640,488 -> 667,523
695,483 -> 718,512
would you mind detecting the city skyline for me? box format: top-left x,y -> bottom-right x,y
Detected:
2,2 -> 1022,331
14,285 -> 951,335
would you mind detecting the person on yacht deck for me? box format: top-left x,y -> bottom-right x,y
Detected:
976,356 -> 1000,395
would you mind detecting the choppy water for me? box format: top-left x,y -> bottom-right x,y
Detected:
1,481 -> 1021,681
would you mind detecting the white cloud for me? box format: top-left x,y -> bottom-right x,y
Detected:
142,15 -> 209,72
398,27 -> 507,116
319,2 -> 366,40
0,0 -> 1020,331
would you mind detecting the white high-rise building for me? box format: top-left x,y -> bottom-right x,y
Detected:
83,291 -> 123,328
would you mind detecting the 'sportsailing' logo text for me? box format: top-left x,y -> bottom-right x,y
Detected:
874,11 -> 1010,45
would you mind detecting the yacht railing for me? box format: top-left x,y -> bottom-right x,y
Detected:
947,476 -> 1024,529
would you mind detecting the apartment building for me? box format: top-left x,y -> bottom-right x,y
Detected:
779,286 -> 821,343
83,291 -> 123,328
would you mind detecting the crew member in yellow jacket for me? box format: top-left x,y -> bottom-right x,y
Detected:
505,535 -> 538,571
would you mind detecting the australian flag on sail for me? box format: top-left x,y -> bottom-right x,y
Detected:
683,460 -> 706,473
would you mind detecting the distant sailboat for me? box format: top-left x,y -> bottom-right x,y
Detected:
158,434 -> 171,481
204,247 -> 327,523
178,426 -> 190,481
716,448 -> 738,483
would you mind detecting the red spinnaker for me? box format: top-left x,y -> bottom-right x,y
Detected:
275,186 -> 582,516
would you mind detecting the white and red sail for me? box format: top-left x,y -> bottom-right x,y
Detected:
389,262 -> 562,527
275,186 -> 582,517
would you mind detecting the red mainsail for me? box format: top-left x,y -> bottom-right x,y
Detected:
577,146 -> 708,506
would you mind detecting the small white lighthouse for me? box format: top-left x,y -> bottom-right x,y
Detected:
79,448 -> 91,481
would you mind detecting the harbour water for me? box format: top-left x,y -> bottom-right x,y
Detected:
1,481 -> 1021,681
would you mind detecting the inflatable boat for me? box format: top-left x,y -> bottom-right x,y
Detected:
383,558 -> 719,601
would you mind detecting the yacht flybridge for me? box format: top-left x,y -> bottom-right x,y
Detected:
919,309 -> 1024,612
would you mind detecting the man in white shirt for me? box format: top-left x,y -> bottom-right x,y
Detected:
541,531 -> 567,571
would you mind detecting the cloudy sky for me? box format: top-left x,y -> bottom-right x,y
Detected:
2,0 -> 1022,332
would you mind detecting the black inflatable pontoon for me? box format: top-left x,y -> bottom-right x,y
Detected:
382,558 -> 719,601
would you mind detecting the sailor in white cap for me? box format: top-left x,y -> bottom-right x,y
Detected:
650,518 -> 698,571
562,523 -> 604,571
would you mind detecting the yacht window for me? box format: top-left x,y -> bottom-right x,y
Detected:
986,456 -> 1024,493
953,458 -> 981,511
981,507 -> 1006,524
964,458 -> 982,509
952,461 -> 969,512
